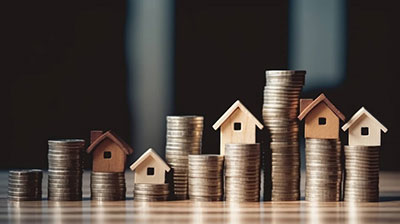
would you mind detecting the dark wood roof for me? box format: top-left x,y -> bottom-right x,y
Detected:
86,130 -> 133,155
298,93 -> 345,121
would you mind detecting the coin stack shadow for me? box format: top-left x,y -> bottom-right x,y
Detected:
165,116 -> 204,200
305,139 -> 342,201
8,170 -> 43,201
188,155 -> 224,201
225,143 -> 260,202
262,70 -> 305,201
91,172 -> 126,201
48,139 -> 85,201
133,183 -> 169,201
344,145 -> 379,202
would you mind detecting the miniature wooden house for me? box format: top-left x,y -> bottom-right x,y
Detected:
130,148 -> 170,184
342,107 -> 388,146
87,130 -> 133,172
298,94 -> 345,139
213,100 -> 263,155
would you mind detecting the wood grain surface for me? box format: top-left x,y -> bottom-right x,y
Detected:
1,171 -> 400,224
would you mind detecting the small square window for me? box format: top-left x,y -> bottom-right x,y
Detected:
361,127 -> 369,136
318,117 -> 326,125
103,151 -> 112,159
233,122 -> 242,131
147,167 -> 155,176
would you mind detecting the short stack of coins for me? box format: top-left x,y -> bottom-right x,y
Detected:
48,139 -> 85,201
344,145 -> 379,202
225,143 -> 261,202
305,139 -> 342,201
90,172 -> 126,201
165,116 -> 204,200
188,154 -> 224,201
133,183 -> 169,201
263,70 -> 305,201
8,170 -> 43,201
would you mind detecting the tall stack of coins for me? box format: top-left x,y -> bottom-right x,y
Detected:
91,172 -> 126,201
262,70 -> 306,201
165,116 -> 204,200
188,154 -> 224,201
344,145 -> 379,202
133,183 -> 169,201
8,170 -> 43,201
48,139 -> 85,201
225,143 -> 260,202
305,139 -> 342,201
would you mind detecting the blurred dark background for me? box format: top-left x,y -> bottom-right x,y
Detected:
1,0 -> 399,170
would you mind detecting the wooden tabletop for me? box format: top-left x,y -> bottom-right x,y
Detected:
1,171 -> 400,224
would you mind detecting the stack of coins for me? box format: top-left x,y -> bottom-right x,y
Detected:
165,116 -> 204,200
133,183 -> 169,201
305,139 -> 342,201
90,172 -> 126,201
8,170 -> 43,201
188,155 -> 224,201
225,143 -> 261,202
48,139 -> 85,201
344,145 -> 379,202
262,70 -> 305,201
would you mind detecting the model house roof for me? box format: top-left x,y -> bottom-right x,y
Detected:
298,93 -> 345,121
213,100 -> 263,130
86,130 -> 133,154
130,148 -> 170,171
342,107 -> 388,132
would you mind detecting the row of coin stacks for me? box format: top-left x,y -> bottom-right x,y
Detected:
297,93 -> 388,202
6,129 -> 170,202
7,70 -> 388,202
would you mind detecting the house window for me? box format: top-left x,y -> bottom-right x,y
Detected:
104,151 -> 112,159
147,167 -> 155,176
318,117 -> 326,125
361,127 -> 369,136
233,122 -> 242,131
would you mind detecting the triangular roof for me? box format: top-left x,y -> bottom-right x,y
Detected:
342,107 -> 388,132
298,93 -> 345,121
130,148 -> 170,171
213,100 -> 263,130
86,130 -> 133,155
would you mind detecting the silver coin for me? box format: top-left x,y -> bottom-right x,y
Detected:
9,169 -> 43,176
48,139 -> 85,144
91,193 -> 126,198
91,197 -> 126,201
189,195 -> 222,201
134,183 -> 168,188
188,154 -> 223,160
8,195 -> 41,201
48,196 -> 82,201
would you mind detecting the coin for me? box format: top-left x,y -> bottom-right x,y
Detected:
47,139 -> 85,201
224,144 -> 260,202
165,116 -> 204,200
8,169 -> 43,201
133,183 -> 169,201
343,145 -> 380,202
263,72 -> 304,201
188,154 -> 223,201
90,172 -> 126,201
305,138 -> 342,202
